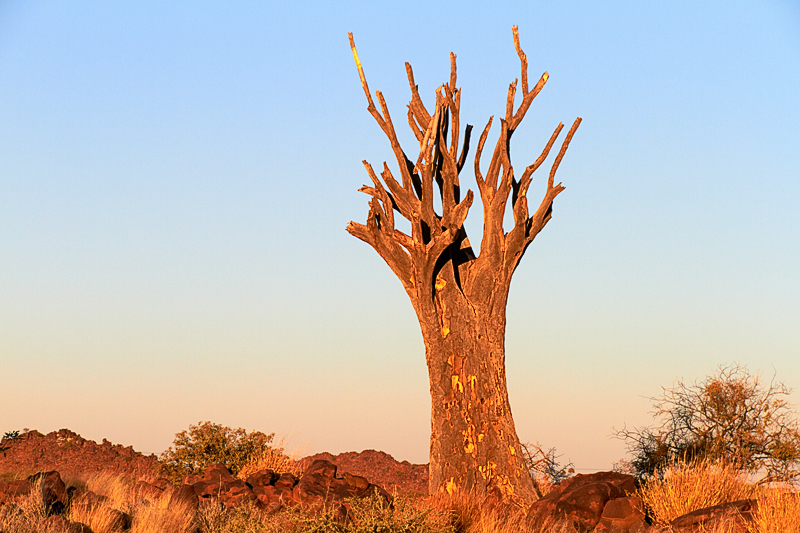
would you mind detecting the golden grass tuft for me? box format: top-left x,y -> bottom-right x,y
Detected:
130,496 -> 195,533
423,490 -> 579,533
750,487 -> 800,533
0,480 -> 47,533
237,436 -> 304,480
66,471 -> 197,533
637,460 -> 755,525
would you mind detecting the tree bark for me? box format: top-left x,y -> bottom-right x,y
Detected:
346,27 -> 581,504
415,257 -> 534,501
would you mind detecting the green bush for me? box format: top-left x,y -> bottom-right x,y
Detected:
157,421 -> 276,484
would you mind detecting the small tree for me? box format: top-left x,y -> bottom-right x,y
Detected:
347,27 -> 581,502
615,364 -> 800,484
157,421 -> 276,483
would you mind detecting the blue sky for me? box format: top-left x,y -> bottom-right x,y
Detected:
1,1 -> 799,471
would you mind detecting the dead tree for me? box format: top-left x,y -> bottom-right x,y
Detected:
347,27 -> 581,503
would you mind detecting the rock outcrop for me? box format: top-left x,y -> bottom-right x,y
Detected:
298,450 -> 428,496
172,459 -> 390,518
526,472 -> 648,532
669,499 -> 758,533
0,429 -> 157,478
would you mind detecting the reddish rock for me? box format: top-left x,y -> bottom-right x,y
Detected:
0,429 -> 156,479
594,496 -> 649,533
190,463 -> 256,508
0,479 -> 32,505
670,499 -> 757,532
28,471 -> 68,514
168,483 -> 199,512
298,450 -> 428,496
527,472 -> 637,532
246,469 -> 278,488
274,472 -> 299,490
554,472 -> 637,497
292,459 -> 391,521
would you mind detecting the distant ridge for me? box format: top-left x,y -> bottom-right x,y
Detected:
0,429 -> 157,478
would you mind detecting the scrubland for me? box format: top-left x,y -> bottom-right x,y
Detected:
1,460 -> 799,533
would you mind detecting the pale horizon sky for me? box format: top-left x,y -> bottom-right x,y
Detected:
2,1 -> 799,472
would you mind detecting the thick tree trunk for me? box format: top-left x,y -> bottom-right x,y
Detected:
347,28 -> 580,506
411,261 -> 536,502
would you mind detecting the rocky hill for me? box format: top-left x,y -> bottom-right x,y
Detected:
298,450 -> 429,496
0,429 -> 429,495
0,429 -> 157,479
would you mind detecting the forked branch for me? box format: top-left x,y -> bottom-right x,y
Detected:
348,29 -> 582,297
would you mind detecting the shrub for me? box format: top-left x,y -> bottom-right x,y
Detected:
614,364 -> 800,483
157,421 -> 277,484
519,442 -> 573,497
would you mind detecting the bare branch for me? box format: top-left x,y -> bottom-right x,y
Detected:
474,117 -> 493,194
548,118 -> 582,189
516,122 -> 564,199
349,33 -> 379,119
406,63 -> 432,129
512,26 -> 528,95
505,80 -> 517,123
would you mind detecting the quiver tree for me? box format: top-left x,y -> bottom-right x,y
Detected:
347,27 -> 581,503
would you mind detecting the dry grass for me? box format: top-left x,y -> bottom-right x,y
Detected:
637,460 -> 755,525
129,497 -> 195,533
750,487 -> 800,533
237,436 -> 305,480
65,472 -> 196,533
6,465 -> 797,533
0,480 -> 48,533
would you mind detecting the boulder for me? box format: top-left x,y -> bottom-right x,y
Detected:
190,463 -> 256,508
0,479 -> 32,505
246,469 -> 279,488
292,459 -> 391,520
670,499 -> 757,533
594,496 -> 650,533
27,471 -> 68,515
274,472 -> 299,490
555,472 -> 637,497
168,483 -> 199,512
527,472 -> 637,532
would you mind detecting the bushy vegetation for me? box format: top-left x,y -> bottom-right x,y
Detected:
615,364 -> 800,483
156,421 -> 286,484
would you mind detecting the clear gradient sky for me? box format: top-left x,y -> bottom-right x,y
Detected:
1,1 -> 799,472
